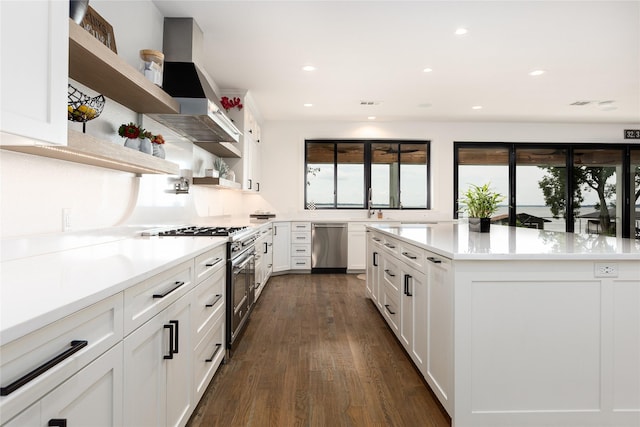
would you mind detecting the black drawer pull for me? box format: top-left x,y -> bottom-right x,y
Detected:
373,237 -> 381,242
206,343 -> 223,362
170,320 -> 179,354
164,324 -> 174,360
427,257 -> 442,264
48,420 -> 67,427
373,251 -> 378,266
384,243 -> 396,249
402,252 -> 417,260
384,269 -> 395,277
206,294 -> 223,308
404,274 -> 413,297
153,281 -> 185,299
205,258 -> 222,268
0,340 -> 88,396
384,304 -> 396,315
264,242 -> 268,254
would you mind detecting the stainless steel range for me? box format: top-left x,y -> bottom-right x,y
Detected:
142,225 -> 258,357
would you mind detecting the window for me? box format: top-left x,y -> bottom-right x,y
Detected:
454,142 -> 639,239
305,140 -> 430,209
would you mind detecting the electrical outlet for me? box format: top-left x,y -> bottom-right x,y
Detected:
594,263 -> 618,278
62,208 -> 72,232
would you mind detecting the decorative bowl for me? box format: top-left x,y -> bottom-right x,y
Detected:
67,84 -> 105,123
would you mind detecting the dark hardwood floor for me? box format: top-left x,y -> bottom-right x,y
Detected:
188,274 -> 451,427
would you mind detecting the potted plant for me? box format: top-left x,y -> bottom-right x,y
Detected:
118,122 -> 152,154
458,183 -> 505,232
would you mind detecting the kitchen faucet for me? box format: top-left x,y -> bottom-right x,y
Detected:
367,188 -> 375,218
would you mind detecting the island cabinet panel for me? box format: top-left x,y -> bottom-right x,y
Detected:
453,260 -> 640,427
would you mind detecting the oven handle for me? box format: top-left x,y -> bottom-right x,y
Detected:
232,249 -> 255,272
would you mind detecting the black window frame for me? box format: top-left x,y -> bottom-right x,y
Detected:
305,139 -> 431,210
454,141 -> 637,238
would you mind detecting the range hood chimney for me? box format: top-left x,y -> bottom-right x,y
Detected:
148,18 -> 241,157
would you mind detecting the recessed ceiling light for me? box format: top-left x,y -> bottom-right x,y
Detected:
423,68 -> 433,73
303,103 -> 313,107
302,65 -> 316,72
471,105 -> 483,110
368,116 -> 376,120
455,28 -> 468,35
529,69 -> 545,76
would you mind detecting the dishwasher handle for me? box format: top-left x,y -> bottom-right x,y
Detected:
312,223 -> 347,228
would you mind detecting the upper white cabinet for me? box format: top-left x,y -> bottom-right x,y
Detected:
222,90 -> 263,192
0,0 -> 68,146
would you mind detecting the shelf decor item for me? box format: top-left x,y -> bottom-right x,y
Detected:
67,84 -> 105,133
118,122 -> 151,153
79,6 -> 117,53
458,182 -> 505,233
214,156 -> 230,178
220,96 -> 243,112
150,134 -> 166,159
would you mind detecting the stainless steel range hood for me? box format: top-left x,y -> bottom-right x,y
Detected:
148,18 -> 241,157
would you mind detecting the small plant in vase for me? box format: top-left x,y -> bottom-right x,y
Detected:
458,182 -> 505,232
118,122 -> 152,154
220,96 -> 243,112
150,134 -> 166,159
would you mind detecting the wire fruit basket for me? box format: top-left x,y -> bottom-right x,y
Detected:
67,84 -> 105,132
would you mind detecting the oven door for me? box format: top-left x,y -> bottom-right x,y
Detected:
229,247 -> 254,345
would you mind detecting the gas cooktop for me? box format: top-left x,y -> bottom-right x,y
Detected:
141,225 -> 250,237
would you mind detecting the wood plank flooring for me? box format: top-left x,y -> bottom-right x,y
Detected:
187,274 -> 451,427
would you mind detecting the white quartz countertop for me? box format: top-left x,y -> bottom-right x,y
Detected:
369,222 -> 640,260
0,235 -> 227,346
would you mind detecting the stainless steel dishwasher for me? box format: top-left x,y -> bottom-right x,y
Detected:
311,223 -> 348,273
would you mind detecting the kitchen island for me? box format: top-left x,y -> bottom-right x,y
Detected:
366,222 -> 640,427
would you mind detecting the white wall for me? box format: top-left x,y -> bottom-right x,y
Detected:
259,120 -> 637,220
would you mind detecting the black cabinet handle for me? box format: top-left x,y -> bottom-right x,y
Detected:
206,343 -> 223,363
206,294 -> 223,308
153,281 -> 185,299
373,251 -> 378,266
48,420 -> 67,427
164,324 -> 174,359
384,243 -> 396,249
384,304 -> 396,315
384,269 -> 395,277
0,340 -> 88,396
264,242 -> 268,254
170,320 -> 179,354
402,252 -> 417,260
205,258 -> 222,268
404,274 -> 413,297
427,257 -> 442,264
373,237 -> 381,242
256,182 -> 260,192
248,179 -> 252,189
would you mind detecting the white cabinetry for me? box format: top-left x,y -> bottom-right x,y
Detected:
0,0 -> 68,146
123,260 -> 195,427
347,223 -> 367,271
366,232 -> 383,308
0,294 -> 123,425
290,222 -> 311,270
272,222 -> 291,272
255,223 -> 273,299
222,90 -> 263,192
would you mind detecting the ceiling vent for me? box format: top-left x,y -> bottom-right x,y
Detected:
360,100 -> 382,106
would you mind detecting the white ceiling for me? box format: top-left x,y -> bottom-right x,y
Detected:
151,0 -> 640,124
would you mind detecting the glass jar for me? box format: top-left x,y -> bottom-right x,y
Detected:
139,49 -> 164,87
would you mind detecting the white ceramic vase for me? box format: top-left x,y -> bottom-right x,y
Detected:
152,143 -> 165,159
124,138 -> 140,150
139,137 -> 152,155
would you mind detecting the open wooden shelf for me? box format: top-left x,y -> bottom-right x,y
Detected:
3,130 -> 180,175
192,177 -> 242,189
68,19 -> 179,114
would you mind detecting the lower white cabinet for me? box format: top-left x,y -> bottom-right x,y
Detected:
347,223 -> 367,271
272,222 -> 291,272
123,290 -> 193,427
4,343 -> 123,427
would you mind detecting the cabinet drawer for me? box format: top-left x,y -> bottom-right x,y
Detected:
291,222 -> 311,232
194,245 -> 226,284
382,257 -> 401,292
192,266 -> 225,349
382,282 -> 400,332
291,244 -> 311,257
0,294 -> 123,424
123,260 -> 194,336
193,312 -> 225,402
291,257 -> 311,269
398,242 -> 425,269
291,232 -> 310,244
381,236 -> 400,255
